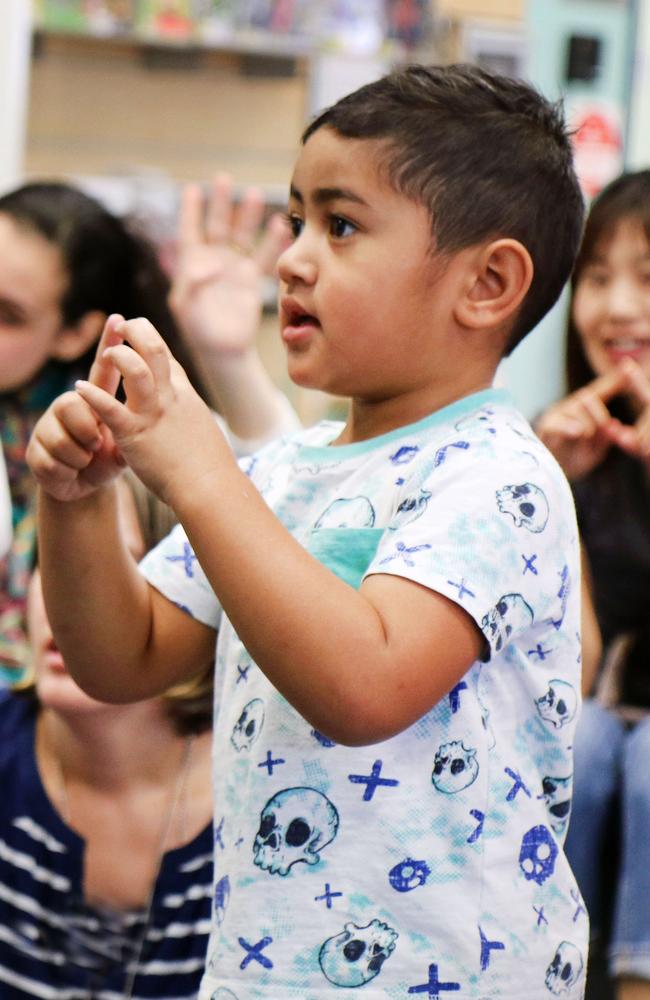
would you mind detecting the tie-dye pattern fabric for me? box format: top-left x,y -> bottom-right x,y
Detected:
140,388 -> 587,999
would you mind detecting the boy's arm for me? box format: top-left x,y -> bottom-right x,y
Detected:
28,321 -> 216,704
71,319 -> 483,744
36,488 -> 215,703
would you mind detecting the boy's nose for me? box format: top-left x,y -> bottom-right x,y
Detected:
277,237 -> 317,287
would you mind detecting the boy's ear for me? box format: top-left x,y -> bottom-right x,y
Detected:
50,310 -> 107,363
454,239 -> 533,333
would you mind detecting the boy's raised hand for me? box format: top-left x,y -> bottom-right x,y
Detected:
169,173 -> 290,359
537,358 -> 650,480
26,315 -> 127,502
74,316 -> 226,506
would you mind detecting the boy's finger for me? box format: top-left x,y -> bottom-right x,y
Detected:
116,318 -> 173,389
178,183 -> 204,248
53,392 -> 103,453
206,173 -> 234,244
27,435 -> 86,488
88,314 -> 126,394
32,421 -> 96,471
102,344 -> 156,413
75,381 -> 133,440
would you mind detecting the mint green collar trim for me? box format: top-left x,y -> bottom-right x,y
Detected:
298,387 -> 514,460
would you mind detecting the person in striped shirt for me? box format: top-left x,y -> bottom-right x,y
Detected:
0,473 -> 215,999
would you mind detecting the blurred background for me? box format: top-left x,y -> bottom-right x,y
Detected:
2,0 -> 647,424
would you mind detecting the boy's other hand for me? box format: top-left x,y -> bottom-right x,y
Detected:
169,173 -> 290,360
536,365 -> 636,480
74,316 -> 229,507
26,315 -> 126,502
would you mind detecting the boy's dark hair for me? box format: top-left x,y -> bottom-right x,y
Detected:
567,169 -> 650,394
0,181 -> 207,396
303,63 -> 585,354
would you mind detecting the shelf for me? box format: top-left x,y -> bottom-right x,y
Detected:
33,22 -> 317,60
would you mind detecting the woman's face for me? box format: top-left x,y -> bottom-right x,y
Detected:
572,217 -> 650,381
0,213 -> 70,393
27,482 -> 145,715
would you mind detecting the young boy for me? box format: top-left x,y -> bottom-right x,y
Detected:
28,64 -> 587,998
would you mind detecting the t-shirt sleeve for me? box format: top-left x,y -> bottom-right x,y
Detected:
136,434 -> 298,629
139,522 -> 223,629
365,441 -> 579,662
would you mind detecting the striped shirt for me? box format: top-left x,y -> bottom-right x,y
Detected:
0,691 -> 213,999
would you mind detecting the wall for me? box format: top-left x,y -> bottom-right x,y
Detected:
25,34 -> 308,187
0,0 -> 33,192
500,0 -> 635,421
438,0 -> 522,21
628,0 -> 650,168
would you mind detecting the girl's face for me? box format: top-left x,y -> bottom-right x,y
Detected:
572,217 -> 650,381
0,213 -> 70,393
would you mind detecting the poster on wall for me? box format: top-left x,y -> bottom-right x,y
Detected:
568,99 -> 624,200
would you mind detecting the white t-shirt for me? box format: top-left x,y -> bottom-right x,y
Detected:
141,388 -> 587,1000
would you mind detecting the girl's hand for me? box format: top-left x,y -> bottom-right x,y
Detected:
169,173 -> 290,360
73,316 -> 231,507
605,358 -> 650,464
536,366 -> 630,480
537,359 -> 650,479
26,316 -> 126,502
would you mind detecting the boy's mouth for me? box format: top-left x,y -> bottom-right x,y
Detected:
281,297 -> 320,326
280,297 -> 321,342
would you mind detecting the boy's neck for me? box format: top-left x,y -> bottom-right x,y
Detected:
334,372 -> 497,445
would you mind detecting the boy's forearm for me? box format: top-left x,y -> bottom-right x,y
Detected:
37,485 -> 158,702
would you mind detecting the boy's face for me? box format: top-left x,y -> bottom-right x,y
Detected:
277,128 -> 472,406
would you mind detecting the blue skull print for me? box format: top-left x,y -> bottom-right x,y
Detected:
519,825 -> 559,885
496,483 -> 549,532
253,787 -> 339,876
432,740 -> 479,793
545,941 -> 584,995
319,919 -> 398,987
481,593 -> 534,655
389,857 -> 431,892
535,680 -> 578,730
540,775 -> 572,836
230,698 -> 265,752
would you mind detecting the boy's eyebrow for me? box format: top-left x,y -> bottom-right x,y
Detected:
289,183 -> 368,207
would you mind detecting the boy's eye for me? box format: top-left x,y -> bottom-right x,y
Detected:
286,214 -> 303,240
329,215 -> 356,239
